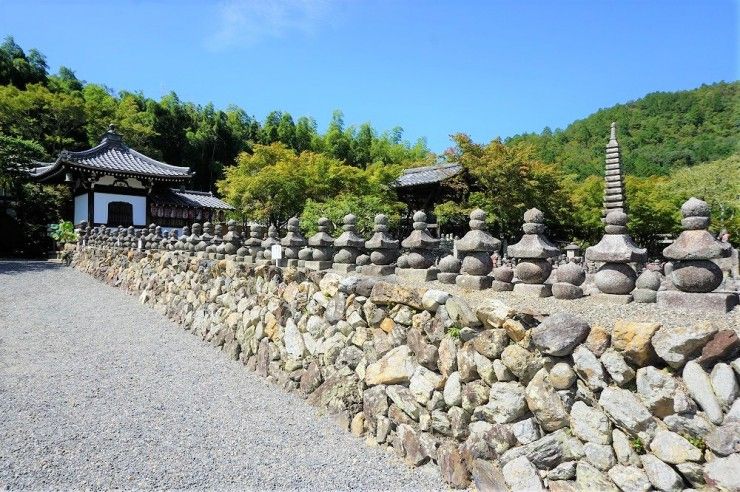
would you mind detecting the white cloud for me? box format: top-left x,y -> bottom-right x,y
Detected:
207,0 -> 337,50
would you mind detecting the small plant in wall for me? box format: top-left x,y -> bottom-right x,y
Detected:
446,324 -> 462,339
630,437 -> 645,454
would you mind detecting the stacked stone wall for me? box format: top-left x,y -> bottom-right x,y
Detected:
72,247 -> 739,491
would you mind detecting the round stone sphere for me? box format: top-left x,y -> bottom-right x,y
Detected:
671,260 -> 723,293
333,248 -> 355,264
356,254 -> 370,266
406,251 -> 432,269
370,250 -> 395,265
493,265 -> 514,283
298,247 -> 312,260
439,254 -> 461,273
635,270 -> 661,291
284,246 -> 300,259
461,252 -> 493,276
396,254 -> 409,269
549,362 -> 576,390
594,263 -> 637,295
556,262 -> 585,286
515,259 -> 552,284
312,248 -> 332,261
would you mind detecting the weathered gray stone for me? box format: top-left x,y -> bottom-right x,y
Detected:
530,313 -> 590,356
511,417 -> 541,445
705,422 -> 740,456
676,462 -> 705,488
365,345 -> 416,386
443,371 -> 462,407
438,442 -> 470,489
572,345 -> 607,390
601,348 -> 635,386
703,453 -> 740,491
649,429 -> 702,464
584,442 -> 616,471
502,456 -> 543,492
471,328 -> 509,359
682,360 -> 724,424
457,343 -> 479,382
421,289 -> 449,312
711,362 -> 739,409
607,465 -> 651,492
475,299 -> 514,329
663,412 -> 716,439
484,382 -> 528,424
549,362 -> 577,390
570,401 -> 611,445
471,459 -> 508,492
636,366 -> 680,418
548,461 -> 577,481
386,385 -> 420,420
525,368 -> 569,432
408,365 -> 443,405
640,455 -> 684,492
612,429 -> 640,466
575,461 -> 618,492
501,344 -> 544,384
599,387 -> 657,443
461,380 -> 489,413
651,322 -> 717,368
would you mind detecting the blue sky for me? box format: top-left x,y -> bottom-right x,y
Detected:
0,0 -> 737,152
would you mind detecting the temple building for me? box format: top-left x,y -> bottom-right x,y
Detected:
27,125 -> 232,228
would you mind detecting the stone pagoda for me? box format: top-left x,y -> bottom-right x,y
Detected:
259,225 -> 281,264
305,217 -> 334,271
280,217 -> 307,268
603,122 -> 626,218
508,208 -> 560,297
454,209 -> 500,290
397,211 -> 439,281
240,224 -> 264,263
332,214 -> 365,272
658,197 -> 736,312
218,220 -> 240,259
361,214 -> 399,276
585,210 -> 647,303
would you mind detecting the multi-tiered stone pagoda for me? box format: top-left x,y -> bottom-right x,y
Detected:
603,122 -> 626,218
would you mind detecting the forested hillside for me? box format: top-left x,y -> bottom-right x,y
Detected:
0,36 -> 430,192
506,82 -> 739,178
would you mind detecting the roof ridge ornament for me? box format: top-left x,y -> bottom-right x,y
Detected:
102,123 -> 123,145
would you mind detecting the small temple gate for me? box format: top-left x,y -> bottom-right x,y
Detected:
28,125 -> 232,229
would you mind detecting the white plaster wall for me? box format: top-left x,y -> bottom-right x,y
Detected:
93,192 -> 146,226
95,175 -> 145,189
74,193 -> 88,225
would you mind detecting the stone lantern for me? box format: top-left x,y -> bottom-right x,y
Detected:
332,214 -> 365,272
585,210 -> 647,303
397,211 -> 439,281
280,217 -> 306,268
508,208 -> 560,297
564,243 -> 581,260
454,208 -> 501,290
305,217 -> 334,271
437,255 -> 461,284
658,197 -> 736,312
361,214 -> 399,276
206,224 -> 223,258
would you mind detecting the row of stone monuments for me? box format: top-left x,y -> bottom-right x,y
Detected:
77,193 -> 736,313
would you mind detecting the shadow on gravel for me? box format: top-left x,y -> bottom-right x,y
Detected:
0,260 -> 64,276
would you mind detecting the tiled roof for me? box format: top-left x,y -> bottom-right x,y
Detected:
394,162 -> 463,188
151,188 -> 234,210
29,126 -> 191,182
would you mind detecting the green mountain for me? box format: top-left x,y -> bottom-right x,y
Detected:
506,81 -> 739,179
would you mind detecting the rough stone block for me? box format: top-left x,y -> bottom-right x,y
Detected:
332,263 -> 356,273
552,283 -> 583,300
632,288 -> 657,303
396,267 -> 438,282
657,290 -> 738,314
490,280 -> 513,291
358,264 -> 395,276
513,283 -> 552,298
455,274 -> 492,290
304,260 -> 333,271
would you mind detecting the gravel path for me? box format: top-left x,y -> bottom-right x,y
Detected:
0,261 -> 445,491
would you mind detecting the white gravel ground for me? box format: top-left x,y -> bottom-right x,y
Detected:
0,260 -> 445,490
